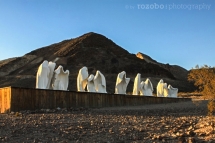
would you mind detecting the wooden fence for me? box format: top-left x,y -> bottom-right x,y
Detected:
0,86 -> 191,113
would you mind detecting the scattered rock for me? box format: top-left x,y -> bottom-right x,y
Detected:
178,137 -> 186,143
0,100 -> 213,142
187,131 -> 195,136
10,111 -> 15,115
15,112 -> 20,116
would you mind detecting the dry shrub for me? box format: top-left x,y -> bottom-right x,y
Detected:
188,65 -> 215,115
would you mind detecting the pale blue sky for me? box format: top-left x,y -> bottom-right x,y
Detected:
0,0 -> 214,70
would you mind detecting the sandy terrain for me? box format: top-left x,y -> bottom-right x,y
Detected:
0,100 -> 214,143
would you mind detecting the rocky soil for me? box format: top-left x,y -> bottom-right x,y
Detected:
0,100 -> 214,143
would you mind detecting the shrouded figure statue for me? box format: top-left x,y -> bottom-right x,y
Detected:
46,61 -> 56,89
115,71 -> 130,94
163,83 -> 169,97
132,73 -> 141,95
94,70 -> 107,93
77,66 -> 89,92
52,65 -> 69,91
140,78 -> 154,96
87,74 -> 96,92
157,79 -> 165,97
168,84 -> 178,98
36,60 -> 50,89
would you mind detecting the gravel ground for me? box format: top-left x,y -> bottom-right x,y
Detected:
0,100 -> 214,143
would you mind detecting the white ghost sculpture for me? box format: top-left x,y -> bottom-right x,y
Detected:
140,78 -> 154,96
132,73 -> 141,95
168,85 -> 178,98
87,74 -> 96,92
94,70 -> 107,93
77,66 -> 89,92
36,60 -> 50,89
115,71 -> 130,94
46,61 -> 56,89
163,83 -> 169,97
52,65 -> 69,91
157,79 -> 165,97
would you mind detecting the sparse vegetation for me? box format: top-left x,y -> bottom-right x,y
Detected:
188,65 -> 215,115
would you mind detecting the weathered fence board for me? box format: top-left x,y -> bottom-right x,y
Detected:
0,87 -> 11,113
0,86 -> 191,113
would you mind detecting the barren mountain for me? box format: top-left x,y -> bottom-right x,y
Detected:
136,52 -> 188,81
0,32 -> 195,93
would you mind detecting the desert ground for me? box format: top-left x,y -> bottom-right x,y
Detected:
0,99 -> 214,143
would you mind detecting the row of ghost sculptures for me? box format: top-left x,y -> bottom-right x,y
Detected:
36,60 -> 69,90
77,68 -> 130,94
77,67 -> 133,94
77,67 -> 157,96
77,67 -> 178,97
36,61 -> 178,97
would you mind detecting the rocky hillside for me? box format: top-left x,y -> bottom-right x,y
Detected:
136,52 -> 188,81
0,32 -> 195,92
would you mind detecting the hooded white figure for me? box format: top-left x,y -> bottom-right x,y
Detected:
87,74 -> 96,92
52,65 -> 69,90
140,78 -> 154,96
94,70 -> 107,93
163,83 -> 169,97
77,66 -> 89,92
157,79 -> 165,97
115,71 -> 130,94
46,61 -> 56,89
36,60 -> 50,89
132,73 -> 141,95
168,85 -> 178,98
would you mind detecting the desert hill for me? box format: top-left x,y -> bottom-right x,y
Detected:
0,32 -> 195,93
136,52 -> 188,81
